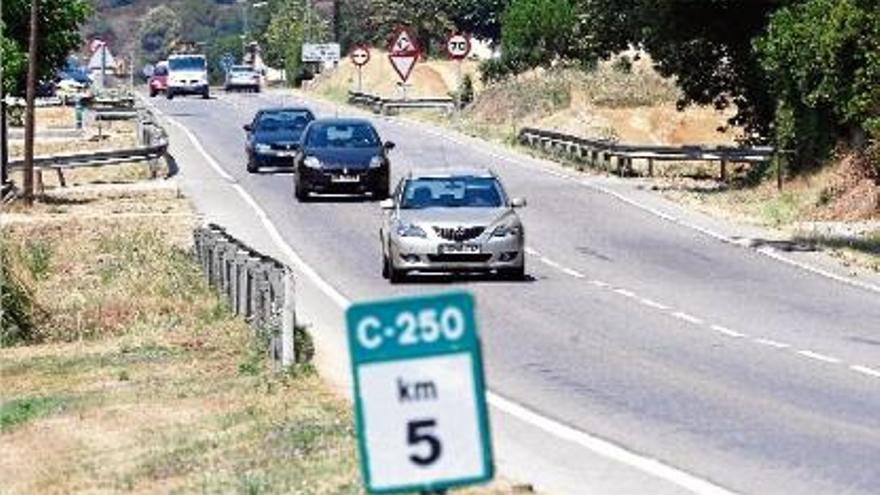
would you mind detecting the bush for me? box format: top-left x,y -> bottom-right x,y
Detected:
0,245 -> 41,346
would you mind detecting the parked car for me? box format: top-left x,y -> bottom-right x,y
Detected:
148,62 -> 168,97
379,169 -> 526,283
166,54 -> 209,100
292,118 -> 393,201
244,107 -> 315,173
225,65 -> 261,92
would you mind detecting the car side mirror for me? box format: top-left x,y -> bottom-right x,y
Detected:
379,199 -> 395,210
510,197 -> 527,208
243,124 -> 252,132
383,141 -> 396,151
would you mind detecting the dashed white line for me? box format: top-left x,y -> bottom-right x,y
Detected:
796,350 -> 841,364
753,338 -> 791,349
562,267 -> 586,278
638,298 -> 669,310
849,365 -> 880,378
613,288 -> 637,298
671,311 -> 704,325
710,325 -> 747,338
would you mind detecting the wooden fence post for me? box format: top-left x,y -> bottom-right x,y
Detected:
281,268 -> 296,368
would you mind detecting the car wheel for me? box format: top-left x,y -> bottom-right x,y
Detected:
149,88 -> 157,98
374,184 -> 390,200
202,88 -> 210,99
247,159 -> 258,173
294,177 -> 309,202
382,254 -> 391,279
255,86 -> 261,93
166,90 -> 174,100
499,265 -> 526,281
389,264 -> 405,284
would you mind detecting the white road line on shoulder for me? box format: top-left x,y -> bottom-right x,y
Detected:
671,311 -> 704,325
752,338 -> 790,349
850,365 -> 880,378
589,279 -> 610,288
639,298 -> 670,310
540,256 -> 562,269
163,100 -> 740,495
524,246 -> 541,257
796,350 -> 841,364
710,325 -> 746,338
613,288 -> 637,298
487,392 -> 739,495
562,267 -> 586,278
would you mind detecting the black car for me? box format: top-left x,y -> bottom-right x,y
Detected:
293,118 -> 394,201
244,107 -> 315,173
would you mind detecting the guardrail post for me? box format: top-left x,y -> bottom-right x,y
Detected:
647,158 -> 655,177
281,267 -> 296,368
720,158 -> 728,182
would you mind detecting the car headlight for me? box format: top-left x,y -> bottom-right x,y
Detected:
492,223 -> 522,237
369,156 -> 384,169
396,222 -> 427,238
303,156 -> 321,168
255,143 -> 271,153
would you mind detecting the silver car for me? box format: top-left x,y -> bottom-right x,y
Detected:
225,65 -> 261,92
380,169 -> 527,282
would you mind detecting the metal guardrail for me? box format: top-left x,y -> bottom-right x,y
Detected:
348,91 -> 455,115
7,109 -> 167,171
193,224 -> 299,370
518,127 -> 775,180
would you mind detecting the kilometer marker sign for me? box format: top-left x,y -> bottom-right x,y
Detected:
346,291 -> 494,493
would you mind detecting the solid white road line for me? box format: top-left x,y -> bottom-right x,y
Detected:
639,298 -> 670,310
796,350 -> 841,364
613,288 -> 637,298
162,100 -> 741,495
524,246 -> 541,256
849,365 -> 880,378
540,256 -> 563,269
710,325 -> 747,338
752,338 -> 791,349
589,279 -> 610,288
562,267 -> 586,278
671,311 -> 704,325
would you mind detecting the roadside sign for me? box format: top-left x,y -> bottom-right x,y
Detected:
346,291 -> 493,493
301,43 -> 341,63
445,33 -> 471,60
350,45 -> 371,67
387,26 -> 419,83
219,53 -> 236,73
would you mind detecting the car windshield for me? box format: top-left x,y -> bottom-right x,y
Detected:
256,111 -> 313,132
230,66 -> 252,73
400,177 -> 506,209
168,56 -> 206,71
305,123 -> 379,148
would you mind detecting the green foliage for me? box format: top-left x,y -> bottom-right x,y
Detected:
448,0 -> 509,44
499,0 -> 585,72
0,0 -> 92,95
0,396 -> 70,431
367,0 -> 455,56
756,0 -> 880,168
138,5 -> 181,63
261,0 -> 328,87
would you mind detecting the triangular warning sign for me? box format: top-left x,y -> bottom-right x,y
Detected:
389,54 -> 417,82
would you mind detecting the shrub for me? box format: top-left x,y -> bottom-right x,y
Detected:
0,245 -> 41,346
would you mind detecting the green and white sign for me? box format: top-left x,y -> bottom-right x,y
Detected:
346,291 -> 493,494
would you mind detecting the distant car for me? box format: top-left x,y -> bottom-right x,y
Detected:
244,107 -> 315,173
292,118 -> 394,201
379,169 -> 527,283
225,65 -> 261,93
166,54 -> 209,100
148,62 -> 168,97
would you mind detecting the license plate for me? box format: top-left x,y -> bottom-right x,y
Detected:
439,243 -> 481,254
331,174 -> 360,183
275,150 -> 296,157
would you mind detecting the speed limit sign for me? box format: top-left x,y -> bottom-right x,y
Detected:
346,291 -> 493,493
445,33 -> 471,60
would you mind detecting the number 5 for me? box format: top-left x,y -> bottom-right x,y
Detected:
407,419 -> 442,466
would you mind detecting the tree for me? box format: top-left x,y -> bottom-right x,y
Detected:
498,0 -> 593,72
1,0 -> 91,95
449,0 -> 509,44
367,0 -> 455,56
756,0 -> 880,166
138,5 -> 181,64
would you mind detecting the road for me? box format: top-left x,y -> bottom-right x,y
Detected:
146,89 -> 880,495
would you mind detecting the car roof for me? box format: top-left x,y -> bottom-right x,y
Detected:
257,107 -> 314,115
308,117 -> 374,127
407,167 -> 496,180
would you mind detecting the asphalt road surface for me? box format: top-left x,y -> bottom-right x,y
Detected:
146,89 -> 880,495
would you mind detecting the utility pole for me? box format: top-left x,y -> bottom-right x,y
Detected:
23,0 -> 39,206
1,77 -> 8,193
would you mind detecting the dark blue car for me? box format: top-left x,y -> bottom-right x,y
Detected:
244,107 -> 315,173
292,118 -> 395,201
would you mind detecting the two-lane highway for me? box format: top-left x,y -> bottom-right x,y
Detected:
148,90 -> 880,495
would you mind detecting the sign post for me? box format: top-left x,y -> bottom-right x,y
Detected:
350,45 -> 371,93
387,27 -> 420,100
346,291 -> 493,494
445,34 -> 471,125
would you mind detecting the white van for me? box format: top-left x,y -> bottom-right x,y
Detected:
166,54 -> 209,99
